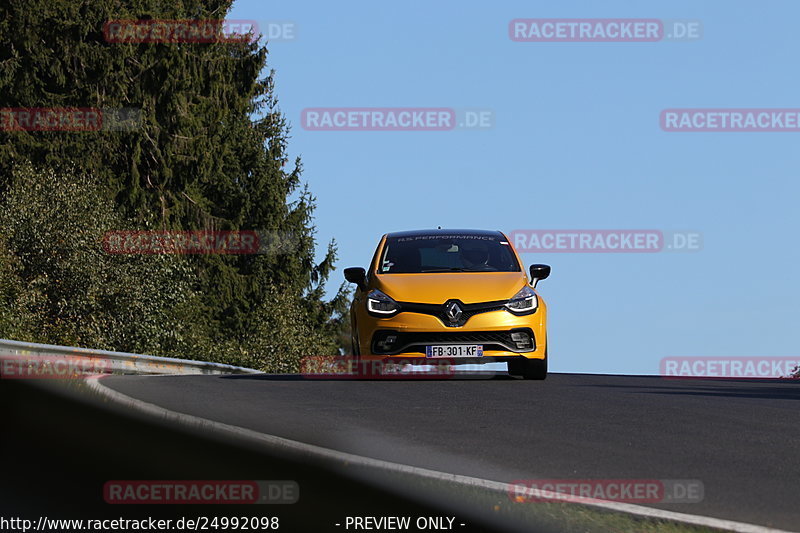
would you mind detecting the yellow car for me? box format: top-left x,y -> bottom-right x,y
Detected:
344,229 -> 551,379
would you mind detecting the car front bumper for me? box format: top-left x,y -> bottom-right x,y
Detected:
355,309 -> 547,361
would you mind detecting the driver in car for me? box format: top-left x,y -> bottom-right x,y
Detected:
459,242 -> 492,271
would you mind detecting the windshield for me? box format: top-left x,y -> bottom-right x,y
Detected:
379,234 -> 520,273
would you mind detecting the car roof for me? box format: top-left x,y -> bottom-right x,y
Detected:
385,229 -> 506,239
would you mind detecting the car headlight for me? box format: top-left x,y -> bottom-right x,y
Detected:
505,285 -> 538,315
367,289 -> 400,316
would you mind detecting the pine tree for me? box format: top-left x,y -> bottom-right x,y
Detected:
0,0 -> 348,364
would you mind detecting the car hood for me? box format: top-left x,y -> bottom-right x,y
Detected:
372,272 -> 527,304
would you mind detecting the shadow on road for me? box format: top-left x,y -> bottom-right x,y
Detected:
579,377 -> 800,401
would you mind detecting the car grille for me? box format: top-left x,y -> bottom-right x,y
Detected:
371,328 -> 535,355
397,300 -> 507,327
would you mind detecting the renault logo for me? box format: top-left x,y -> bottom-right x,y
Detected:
445,301 -> 463,323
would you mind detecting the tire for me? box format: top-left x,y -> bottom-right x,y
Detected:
351,330 -> 383,378
508,348 -> 547,380
350,319 -> 361,357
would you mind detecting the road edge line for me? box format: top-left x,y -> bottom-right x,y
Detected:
85,376 -> 793,533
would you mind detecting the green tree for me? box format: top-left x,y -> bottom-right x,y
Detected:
0,0 -> 349,366
0,164 -> 193,353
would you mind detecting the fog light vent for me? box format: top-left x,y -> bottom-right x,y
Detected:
510,331 -> 532,349
376,334 -> 398,351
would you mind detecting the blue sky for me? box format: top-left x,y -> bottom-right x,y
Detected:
228,0 -> 800,375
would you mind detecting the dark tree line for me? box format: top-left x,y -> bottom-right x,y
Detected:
0,0 -> 349,369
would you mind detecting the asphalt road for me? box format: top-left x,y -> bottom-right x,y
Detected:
103,372 -> 800,531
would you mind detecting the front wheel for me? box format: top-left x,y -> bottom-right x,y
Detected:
508,354 -> 547,380
350,319 -> 361,356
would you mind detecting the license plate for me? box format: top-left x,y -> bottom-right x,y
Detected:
425,345 -> 483,358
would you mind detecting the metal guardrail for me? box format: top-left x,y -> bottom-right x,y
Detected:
0,338 -> 261,376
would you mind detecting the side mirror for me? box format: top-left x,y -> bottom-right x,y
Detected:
529,264 -> 551,288
344,267 -> 367,289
